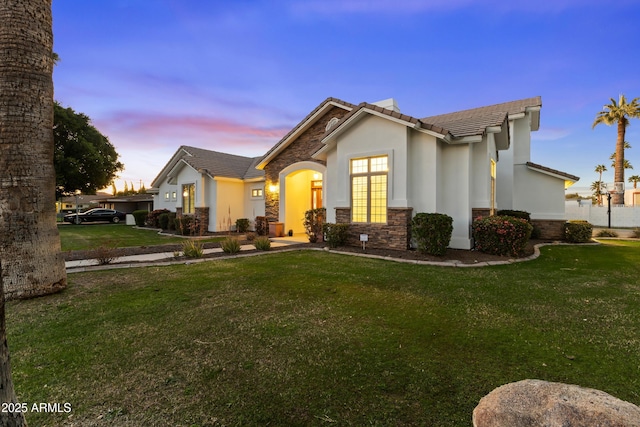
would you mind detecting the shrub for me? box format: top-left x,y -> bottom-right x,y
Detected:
496,209 -> 531,222
253,236 -> 271,251
564,220 -> 593,243
158,213 -> 170,230
146,209 -> 170,228
411,213 -> 453,256
634,228 -> 640,238
220,236 -> 241,254
236,218 -> 250,233
182,239 -> 204,258
303,208 -> 325,243
596,229 -> 618,238
323,223 -> 350,248
167,212 -> 176,231
176,216 -> 200,236
132,210 -> 148,227
90,240 -> 120,265
472,215 -> 533,256
245,232 -> 256,242
255,216 -> 269,236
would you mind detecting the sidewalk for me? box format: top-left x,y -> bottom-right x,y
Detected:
66,235 -> 310,272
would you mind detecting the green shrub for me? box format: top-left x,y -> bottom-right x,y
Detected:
596,229 -> 618,238
176,216 -> 199,236
564,220 -> 593,243
132,210 -> 149,227
220,237 -> 241,254
182,239 -> 204,258
496,209 -> 531,222
255,216 -> 269,236
146,209 -> 170,228
303,208 -> 325,243
167,212 -> 176,231
323,223 -> 350,248
472,215 -> 533,256
236,218 -> 250,233
158,213 -> 170,230
411,213 -> 453,256
253,236 -> 271,251
634,228 -> 640,238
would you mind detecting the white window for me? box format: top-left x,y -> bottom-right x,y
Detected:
251,188 -> 263,198
351,155 -> 388,223
165,192 -> 170,200
182,184 -> 195,214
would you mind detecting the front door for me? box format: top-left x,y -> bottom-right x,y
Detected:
311,180 -> 322,209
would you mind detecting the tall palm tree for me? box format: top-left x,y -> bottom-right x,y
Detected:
629,175 -> 640,189
594,164 -> 607,205
1,1 -> 64,424
593,96 -> 640,205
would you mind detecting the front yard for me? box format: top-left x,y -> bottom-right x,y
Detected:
7,241 -> 640,426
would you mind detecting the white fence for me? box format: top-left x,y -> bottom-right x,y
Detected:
566,201 -> 640,228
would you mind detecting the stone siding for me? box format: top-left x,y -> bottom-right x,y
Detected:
264,106 -> 351,221
335,207 -> 413,250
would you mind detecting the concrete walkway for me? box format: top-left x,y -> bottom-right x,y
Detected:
66,235 -> 310,272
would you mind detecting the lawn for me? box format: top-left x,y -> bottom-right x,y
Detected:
7,241 -> 640,426
58,223 -> 220,251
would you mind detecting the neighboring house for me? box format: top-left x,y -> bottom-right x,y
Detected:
152,96 -> 578,249
150,146 -> 265,231
96,193 -> 154,213
56,192 -> 111,213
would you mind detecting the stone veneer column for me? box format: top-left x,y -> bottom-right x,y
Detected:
195,207 -> 210,233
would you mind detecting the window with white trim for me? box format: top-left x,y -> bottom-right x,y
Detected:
251,188 -> 263,198
351,155 -> 388,223
182,184 -> 195,214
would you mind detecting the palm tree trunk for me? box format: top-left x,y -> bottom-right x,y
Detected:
0,0 -> 67,300
614,121 -> 626,205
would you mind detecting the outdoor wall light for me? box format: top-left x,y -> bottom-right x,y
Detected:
269,184 -> 279,193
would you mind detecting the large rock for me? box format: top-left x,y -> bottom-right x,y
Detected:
473,379 -> 640,427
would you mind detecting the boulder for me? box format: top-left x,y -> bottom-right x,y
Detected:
473,379 -> 640,427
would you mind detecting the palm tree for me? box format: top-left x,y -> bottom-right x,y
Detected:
591,181 -> 604,205
609,153 -> 634,171
594,164 -> 607,205
629,175 -> 640,189
1,1 -> 64,424
593,96 -> 640,205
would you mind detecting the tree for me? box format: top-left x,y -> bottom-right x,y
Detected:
591,181 -> 604,205
629,175 -> 640,189
594,164 -> 607,205
1,0 -> 65,425
54,102 -> 124,198
593,95 -> 640,205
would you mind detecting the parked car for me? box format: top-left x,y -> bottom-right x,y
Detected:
64,208 -> 126,224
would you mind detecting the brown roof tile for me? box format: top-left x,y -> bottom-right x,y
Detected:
526,161 -> 580,182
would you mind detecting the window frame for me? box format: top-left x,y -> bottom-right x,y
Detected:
182,183 -> 195,214
350,155 -> 388,224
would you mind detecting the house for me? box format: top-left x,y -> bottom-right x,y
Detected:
150,146 -> 265,231
95,193 -> 154,213
152,96 -> 578,249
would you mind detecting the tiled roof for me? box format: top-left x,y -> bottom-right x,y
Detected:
526,161 -> 580,182
422,97 -> 542,137
179,146 -> 264,180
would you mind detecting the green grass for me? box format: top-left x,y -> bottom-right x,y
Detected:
58,223 -> 221,251
7,241 -> 640,426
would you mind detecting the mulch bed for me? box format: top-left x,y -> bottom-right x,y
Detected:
64,239 -> 550,265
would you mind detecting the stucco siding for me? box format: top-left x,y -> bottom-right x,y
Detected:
407,130 -> 438,214
438,144 -> 472,249
513,166 -> 566,219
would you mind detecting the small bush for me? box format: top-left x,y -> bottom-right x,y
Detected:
496,210 -> 531,222
132,210 -> 149,227
158,213 -> 170,230
564,220 -> 593,243
182,239 -> 204,258
167,212 -> 176,231
634,228 -> 640,238
245,232 -> 256,242
90,240 -> 120,265
220,237 -> 241,254
236,218 -> 250,233
304,208 -> 325,243
253,236 -> 271,251
411,213 -> 453,256
255,216 -> 269,236
176,216 -> 200,236
322,223 -> 350,248
472,215 -> 533,256
146,209 -> 170,228
596,229 -> 619,238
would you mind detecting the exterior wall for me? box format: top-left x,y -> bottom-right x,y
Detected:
566,202 -> 640,228
214,179 -> 246,231
336,207 -> 412,250
496,116 -> 532,211
264,106 -> 350,221
513,166 -> 566,220
407,130 -> 438,214
244,182 -> 265,226
470,134 -> 498,212
531,219 -> 565,240
438,143 -> 473,249
284,169 -> 315,234
155,182 -> 179,211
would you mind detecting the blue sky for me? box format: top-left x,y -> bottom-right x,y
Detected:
52,0 -> 640,194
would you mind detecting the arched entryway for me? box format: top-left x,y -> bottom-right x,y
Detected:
279,162 -> 326,234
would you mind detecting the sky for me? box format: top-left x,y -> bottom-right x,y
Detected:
51,0 -> 640,195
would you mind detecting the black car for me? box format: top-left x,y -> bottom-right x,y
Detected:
64,208 -> 126,224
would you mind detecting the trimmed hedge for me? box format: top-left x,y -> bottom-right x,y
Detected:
496,209 -> 531,222
132,210 -> 148,227
146,209 -> 170,228
411,213 -> 453,256
472,215 -> 533,256
564,220 -> 593,243
322,223 -> 350,248
236,218 -> 250,233
255,216 -> 269,236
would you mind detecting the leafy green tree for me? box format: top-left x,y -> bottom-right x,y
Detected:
593,95 -> 640,205
53,102 -> 123,198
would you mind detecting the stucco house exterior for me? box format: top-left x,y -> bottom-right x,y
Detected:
151,96 -> 578,249
150,146 -> 265,232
